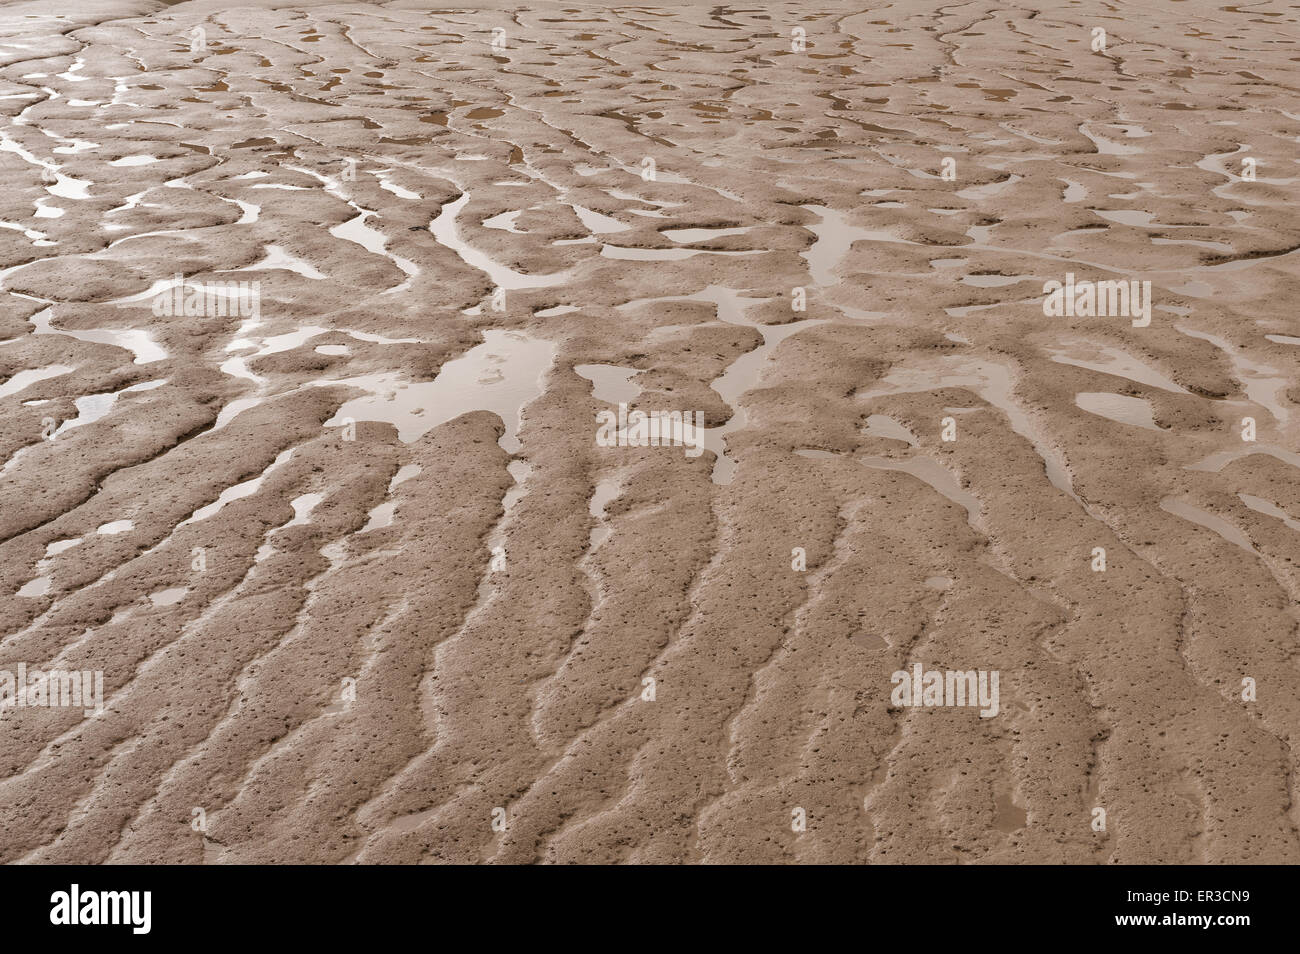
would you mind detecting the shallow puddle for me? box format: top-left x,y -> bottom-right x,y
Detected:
1238,494 -> 1300,533
1075,392 -> 1159,430
1047,338 -> 1189,394
618,285 -> 821,483
17,576 -> 51,598
1176,324 -> 1289,423
961,273 -> 1032,288
360,465 -> 420,533
0,364 -> 74,399
1060,179 -> 1087,203
242,244 -> 327,280
1161,498 -> 1255,554
801,204 -> 908,286
858,453 -> 982,528
795,449 -> 840,460
181,448 -> 295,525
482,210 -> 525,233
331,209 -> 419,293
955,174 -> 1021,201
860,357 -> 1079,502
863,414 -> 918,446
662,226 -> 750,243
1185,444 -> 1300,473
376,173 -> 420,199
600,245 -> 759,261
572,205 -> 630,234
1080,123 -> 1142,156
148,586 -> 188,608
286,492 -> 325,527
430,193 -> 571,290
53,379 -> 165,438
575,363 -> 640,404
30,306 -> 167,364
327,330 -> 556,452
588,475 -> 621,549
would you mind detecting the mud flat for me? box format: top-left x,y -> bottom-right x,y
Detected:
0,0 -> 1297,864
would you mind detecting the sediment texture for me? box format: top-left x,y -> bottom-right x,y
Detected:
0,0 -> 1297,863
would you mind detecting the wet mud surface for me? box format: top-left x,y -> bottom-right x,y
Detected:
0,0 -> 1297,863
